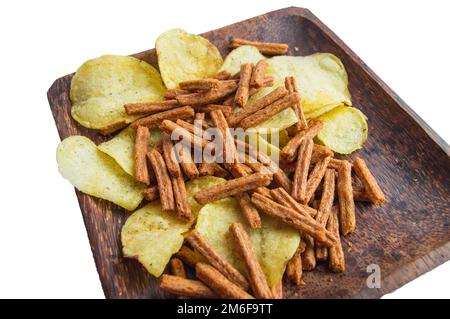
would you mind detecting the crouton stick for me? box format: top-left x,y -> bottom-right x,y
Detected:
271,280 -> 283,299
161,133 -> 182,178
160,120 -> 206,150
235,63 -> 253,107
235,192 -> 262,229
227,86 -> 288,126
165,89 -> 190,99
131,106 -> 194,129
175,145 -> 199,180
169,258 -> 189,299
240,93 -> 296,129
281,120 -> 323,162
194,173 -> 272,205
328,158 -> 345,170
315,169 -> 336,261
305,156 -> 332,203
186,230 -> 249,290
286,243 -> 306,285
270,187 -> 317,218
198,162 -> 229,178
311,144 -> 334,164
230,223 -> 272,299
179,79 -> 220,91
292,139 -> 314,203
302,235 -> 316,270
352,157 -> 385,205
196,263 -> 254,299
250,60 -> 268,87
125,100 -> 180,115
160,274 -> 216,298
134,126 -> 151,184
211,110 -> 238,165
147,150 -> 175,212
337,160 -> 356,235
195,104 -> 233,117
176,81 -> 238,106
172,175 -> 192,221
143,185 -> 159,201
328,206 -> 345,272
230,38 -> 288,55
175,246 -> 204,267
175,119 -> 212,141
273,168 -> 292,193
251,193 -> 337,246
213,70 -> 231,80
285,76 -> 307,131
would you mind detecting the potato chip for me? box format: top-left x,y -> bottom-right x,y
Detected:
267,53 -> 351,116
195,198 -> 300,287
316,106 -> 368,154
121,176 -> 225,277
56,136 -> 146,210
97,126 -> 163,176
70,55 -> 166,132
245,87 -> 299,133
121,201 -> 192,277
219,45 -> 265,75
156,29 -> 223,89
185,176 -> 226,217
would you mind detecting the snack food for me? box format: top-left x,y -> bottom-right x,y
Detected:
56,136 -> 145,210
70,55 -> 166,133
156,29 -> 223,89
316,106 -> 368,154
57,28 -> 388,299
267,53 -> 351,117
220,45 -> 265,75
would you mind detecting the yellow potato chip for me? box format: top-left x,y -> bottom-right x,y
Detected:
121,201 -> 192,277
316,106 -> 368,154
305,103 -> 341,119
121,176 -> 225,277
156,29 -> 223,89
56,136 -> 146,211
70,55 -> 166,132
98,126 -> 163,176
185,176 -> 226,217
267,53 -> 351,116
195,198 -> 300,287
245,87 -> 299,133
220,45 -> 265,75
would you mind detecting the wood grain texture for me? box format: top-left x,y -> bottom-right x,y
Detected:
47,7 -> 450,299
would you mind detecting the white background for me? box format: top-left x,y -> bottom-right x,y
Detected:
0,0 -> 448,299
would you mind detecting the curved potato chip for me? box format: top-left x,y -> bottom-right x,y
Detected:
121,201 -> 192,277
305,103 -> 341,119
316,106 -> 368,154
219,45 -> 265,75
267,53 -> 351,116
195,198 -> 300,287
56,136 -> 146,210
121,176 -> 225,277
156,29 -> 223,89
70,55 -> 166,132
245,87 -> 298,133
98,126 -> 163,176
185,176 -> 226,216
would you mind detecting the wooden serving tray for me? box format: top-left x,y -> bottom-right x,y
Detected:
47,7 -> 450,299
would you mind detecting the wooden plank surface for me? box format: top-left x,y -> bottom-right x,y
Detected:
47,7 -> 450,298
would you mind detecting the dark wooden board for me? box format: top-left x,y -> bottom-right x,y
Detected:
47,7 -> 450,299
